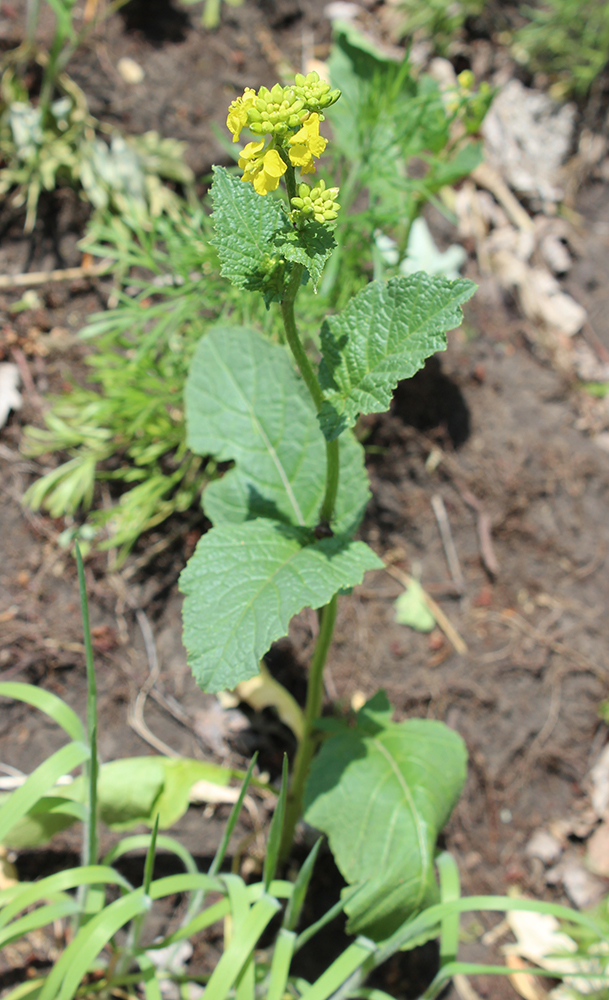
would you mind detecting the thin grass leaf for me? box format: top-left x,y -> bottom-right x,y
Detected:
224,874 -> 252,939
148,873 -> 224,900
143,896 -> 230,951
283,838 -> 321,931
203,895 -> 282,1000
0,683 -> 84,742
136,955 -> 163,1000
0,742 -> 89,844
264,754 -> 288,893
436,851 -> 460,966
0,901 -> 80,949
298,938 -> 377,1000
0,979 -> 45,1000
294,884 -> 367,953
235,956 -> 255,1000
102,834 -> 198,874
267,928 -> 296,1000
209,753 -> 258,878
348,991 -> 396,1000
419,961 -> 609,1000
0,865 -> 132,928
39,889 -> 149,1000
143,814 -> 160,895
75,543 -> 98,878
247,879 -> 293,903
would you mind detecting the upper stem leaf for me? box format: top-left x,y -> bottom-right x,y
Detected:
317,273 -> 476,440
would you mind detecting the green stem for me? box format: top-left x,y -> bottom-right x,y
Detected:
280,264 -> 340,527
280,594 -> 337,858
75,543 -> 99,930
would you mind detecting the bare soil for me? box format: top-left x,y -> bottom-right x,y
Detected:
1,2 -> 609,996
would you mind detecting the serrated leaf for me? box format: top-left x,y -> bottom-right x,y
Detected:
274,222 -> 335,290
317,273 -> 477,440
186,326 -> 370,537
304,701 -> 467,938
210,166 -> 289,303
179,519 -> 382,691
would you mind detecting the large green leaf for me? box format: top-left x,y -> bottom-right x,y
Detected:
317,273 -> 476,440
186,326 -> 370,537
304,692 -> 467,938
180,520 -> 382,692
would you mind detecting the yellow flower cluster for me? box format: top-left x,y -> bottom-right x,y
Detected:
226,73 -> 339,197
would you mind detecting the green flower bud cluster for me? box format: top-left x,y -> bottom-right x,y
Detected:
248,82 -> 306,137
291,179 -> 340,225
292,71 -> 341,113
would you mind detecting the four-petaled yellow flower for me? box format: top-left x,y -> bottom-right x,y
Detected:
238,142 -> 287,195
226,88 -> 256,143
288,113 -> 327,174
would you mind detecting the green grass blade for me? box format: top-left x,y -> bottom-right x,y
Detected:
264,754 -> 288,893
39,889 -> 149,1000
0,742 -> 89,844
0,683 -> 84,743
143,814 -> 160,895
0,900 -> 80,948
298,939 -> 377,1000
0,979 -> 45,1000
28,796 -> 87,821
103,834 -> 198,874
0,865 -> 131,928
267,928 -> 296,1000
248,879 -> 293,902
348,991 -> 396,1000
143,896 -> 230,950
136,955 -> 163,1000
148,873 -> 224,900
204,895 -> 282,1000
224,873 -> 251,936
235,956 -> 255,1000
208,752 -> 258,877
436,851 -> 460,965
75,543 -> 99,878
419,961 -> 609,1000
283,838 -> 321,931
294,883 -> 366,953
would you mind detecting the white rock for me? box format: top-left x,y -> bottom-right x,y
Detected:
117,57 -> 145,85
525,829 -> 563,865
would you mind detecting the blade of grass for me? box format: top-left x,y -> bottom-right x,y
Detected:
0,979 -> 45,1000
264,754 -> 288,893
103,834 -> 198,874
283,838 -> 321,931
204,895 -> 282,1000
0,741 -> 89,844
209,753 -> 258,878
0,683 -> 84,742
0,865 -> 132,928
294,883 -> 367,953
39,889 -> 150,1000
0,900 -> 81,949
436,851 -> 460,966
419,961 -> 609,1000
298,938 -> 377,1000
75,543 -> 99,880
136,955 -> 163,1000
143,896 -> 230,950
143,814 -> 160,895
267,928 -> 296,1000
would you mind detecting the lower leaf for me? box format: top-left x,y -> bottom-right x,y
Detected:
303,692 -> 467,939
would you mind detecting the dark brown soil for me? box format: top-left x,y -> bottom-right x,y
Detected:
2,3 -> 609,997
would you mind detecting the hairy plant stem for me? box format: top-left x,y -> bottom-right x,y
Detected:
281,594 -> 337,858
280,264 -> 340,524
279,256 -> 340,857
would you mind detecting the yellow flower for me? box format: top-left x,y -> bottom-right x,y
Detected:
238,142 -> 287,195
226,87 -> 256,142
288,113 -> 327,174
